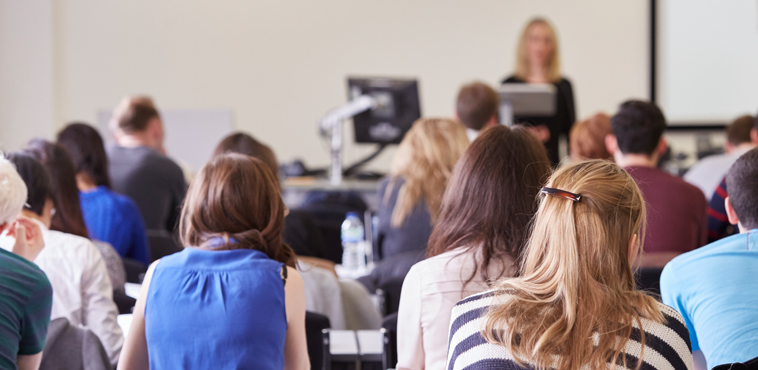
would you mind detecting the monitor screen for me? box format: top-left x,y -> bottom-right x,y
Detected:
347,77 -> 421,144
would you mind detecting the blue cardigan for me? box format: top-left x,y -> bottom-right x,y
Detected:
79,186 -> 150,265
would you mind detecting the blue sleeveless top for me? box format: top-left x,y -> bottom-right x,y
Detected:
145,247 -> 287,370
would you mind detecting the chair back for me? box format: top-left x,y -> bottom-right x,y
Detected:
147,229 -> 183,262
306,311 -> 331,370
297,191 -> 368,264
712,355 -> 758,370
378,276 -> 405,316
122,258 -> 147,284
40,318 -> 111,370
635,267 -> 664,297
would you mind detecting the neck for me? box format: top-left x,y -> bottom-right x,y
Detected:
117,132 -> 157,151
527,63 -> 548,82
731,142 -> 757,154
76,173 -> 98,192
20,210 -> 50,230
615,153 -> 658,168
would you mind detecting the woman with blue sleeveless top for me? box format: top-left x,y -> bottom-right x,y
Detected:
118,153 -> 310,370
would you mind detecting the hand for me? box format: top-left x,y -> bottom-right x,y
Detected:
7,217 -> 45,262
528,125 -> 551,143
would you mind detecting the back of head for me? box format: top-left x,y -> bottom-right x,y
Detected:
212,132 -> 279,179
23,139 -> 89,238
180,153 -> 295,267
388,117 -> 469,227
726,147 -> 758,230
726,115 -> 755,146
0,156 -> 28,225
456,82 -> 499,131
484,160 -> 663,370
427,125 -> 550,281
611,100 -> 667,156
57,122 -> 111,188
5,153 -> 51,218
111,96 -> 160,135
569,113 -> 613,161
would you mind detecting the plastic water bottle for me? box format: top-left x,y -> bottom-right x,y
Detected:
341,212 -> 366,272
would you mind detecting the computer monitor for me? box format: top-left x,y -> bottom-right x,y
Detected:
347,77 -> 421,144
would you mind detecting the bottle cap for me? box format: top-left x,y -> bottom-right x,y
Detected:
346,212 -> 360,218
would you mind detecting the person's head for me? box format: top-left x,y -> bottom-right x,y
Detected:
724,115 -> 755,153
607,100 -> 667,162
515,18 -> 561,81
455,82 -> 499,131
0,156 -> 28,232
569,113 -> 613,162
725,147 -> 758,232
23,139 -> 89,238
5,153 -> 54,228
57,123 -> 112,189
110,96 -> 164,150
212,132 -> 279,180
179,153 -> 295,267
426,125 -> 551,282
483,160 -> 663,370
388,117 -> 469,227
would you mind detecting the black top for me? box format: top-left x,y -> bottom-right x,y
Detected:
375,177 -> 433,261
107,145 -> 187,232
502,76 -> 576,164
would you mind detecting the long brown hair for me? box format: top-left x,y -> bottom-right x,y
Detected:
179,153 -> 295,267
426,125 -> 550,284
483,160 -> 664,370
23,139 -> 90,239
387,118 -> 469,227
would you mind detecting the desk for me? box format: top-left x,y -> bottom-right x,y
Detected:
283,178 -> 380,210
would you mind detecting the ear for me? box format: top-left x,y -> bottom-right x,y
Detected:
656,137 -> 668,156
751,128 -> 758,145
0,222 -> 8,234
604,134 -> 618,155
725,196 -> 740,225
725,141 -> 735,154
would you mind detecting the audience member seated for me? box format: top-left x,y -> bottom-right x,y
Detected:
396,125 -> 550,370
606,100 -> 707,267
447,160 -> 693,370
455,82 -> 499,141
0,156 -> 53,370
118,154 -> 309,370
661,147 -> 758,369
685,115 -> 757,199
57,123 -> 151,266
24,138 -> 127,293
706,177 -> 738,243
569,112 -> 613,162
107,96 -> 186,232
0,154 -> 123,366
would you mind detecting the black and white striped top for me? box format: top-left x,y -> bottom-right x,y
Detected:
447,291 -> 693,370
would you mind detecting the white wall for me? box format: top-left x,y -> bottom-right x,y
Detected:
1,0 -> 650,170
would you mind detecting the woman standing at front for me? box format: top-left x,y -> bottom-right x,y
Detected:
503,18 -> 576,165
118,153 -> 309,370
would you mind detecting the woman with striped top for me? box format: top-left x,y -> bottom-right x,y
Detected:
447,160 -> 693,370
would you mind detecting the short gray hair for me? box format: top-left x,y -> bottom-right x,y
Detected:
0,156 -> 27,225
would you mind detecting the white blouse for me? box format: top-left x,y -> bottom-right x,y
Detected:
396,248 -> 515,370
0,219 -> 123,364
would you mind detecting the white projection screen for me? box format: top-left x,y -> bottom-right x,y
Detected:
657,0 -> 758,125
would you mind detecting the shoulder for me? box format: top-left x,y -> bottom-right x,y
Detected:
501,75 -> 521,84
0,249 -> 51,290
409,249 -> 463,275
558,77 -> 573,88
643,301 -> 693,354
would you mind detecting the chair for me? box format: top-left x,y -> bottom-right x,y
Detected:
122,258 -> 147,284
306,311 -> 331,370
712,355 -> 758,370
147,229 -> 183,262
635,267 -> 664,297
113,290 -> 136,315
40,318 -> 111,370
378,276 -> 405,316
297,190 -> 369,264
381,313 -> 398,370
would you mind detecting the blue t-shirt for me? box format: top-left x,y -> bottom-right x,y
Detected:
79,186 -> 150,265
0,248 -> 53,370
661,230 -> 758,367
145,248 -> 287,369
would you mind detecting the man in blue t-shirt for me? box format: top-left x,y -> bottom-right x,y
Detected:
0,156 -> 53,370
661,146 -> 758,369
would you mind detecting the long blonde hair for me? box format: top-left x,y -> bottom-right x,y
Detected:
483,160 -> 664,370
387,118 -> 469,227
514,18 -> 561,82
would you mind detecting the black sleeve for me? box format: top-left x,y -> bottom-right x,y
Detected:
560,78 -> 577,136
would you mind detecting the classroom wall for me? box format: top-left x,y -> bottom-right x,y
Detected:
0,0 -> 650,171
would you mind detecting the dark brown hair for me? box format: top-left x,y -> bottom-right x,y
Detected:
116,100 -> 160,134
212,132 -> 278,179
57,123 -> 112,188
726,146 -> 758,230
23,139 -> 90,238
426,125 -> 551,283
456,82 -> 499,131
610,100 -> 666,156
179,153 -> 295,267
727,115 -> 755,146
